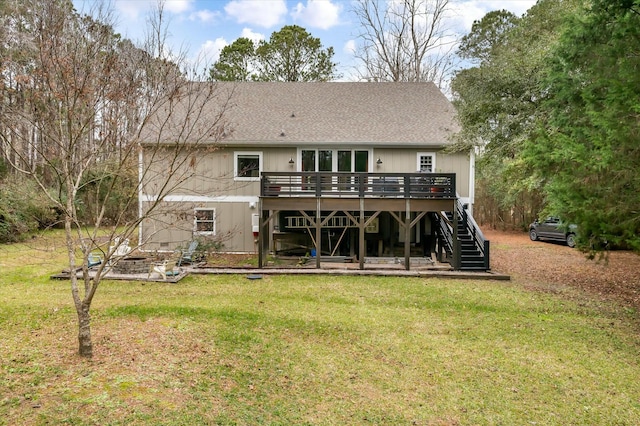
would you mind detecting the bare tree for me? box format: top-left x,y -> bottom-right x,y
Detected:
352,0 -> 458,88
0,0 -> 231,358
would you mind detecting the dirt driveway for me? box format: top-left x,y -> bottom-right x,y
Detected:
485,230 -> 640,311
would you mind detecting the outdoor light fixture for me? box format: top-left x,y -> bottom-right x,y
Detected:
289,157 -> 295,164
376,157 -> 383,165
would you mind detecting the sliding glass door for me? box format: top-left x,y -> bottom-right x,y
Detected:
354,150 -> 368,172
302,149 -> 369,172
301,149 -> 370,191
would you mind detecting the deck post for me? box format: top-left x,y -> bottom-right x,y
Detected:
404,199 -> 411,270
359,198 -> 365,270
316,198 -> 321,269
258,215 -> 263,268
258,208 -> 269,268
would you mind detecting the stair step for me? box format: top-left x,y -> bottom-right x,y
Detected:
461,260 -> 486,266
462,259 -> 485,264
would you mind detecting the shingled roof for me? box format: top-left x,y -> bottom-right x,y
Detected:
145,82 -> 459,147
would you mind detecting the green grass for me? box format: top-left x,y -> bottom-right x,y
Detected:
1,237 -> 640,425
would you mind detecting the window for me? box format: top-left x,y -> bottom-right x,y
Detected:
299,149 -> 371,172
354,150 -> 369,172
417,152 -> 436,172
319,150 -> 332,172
301,150 -> 316,172
234,152 -> 262,180
337,150 -> 351,172
194,208 -> 216,235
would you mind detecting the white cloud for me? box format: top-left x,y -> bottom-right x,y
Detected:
199,37 -> 229,63
224,0 -> 287,28
114,0 -> 154,21
112,0 -> 196,24
449,1 -> 537,33
291,0 -> 342,30
240,28 -> 266,44
343,39 -> 356,55
478,0 -> 535,16
190,9 -> 220,23
164,0 -> 194,14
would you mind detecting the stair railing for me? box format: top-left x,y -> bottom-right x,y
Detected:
434,212 -> 455,264
455,198 -> 490,271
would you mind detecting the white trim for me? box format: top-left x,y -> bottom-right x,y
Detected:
234,151 -> 262,181
416,152 -> 436,172
194,207 -> 216,236
140,194 -> 259,203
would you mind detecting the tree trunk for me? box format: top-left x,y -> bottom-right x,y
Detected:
77,303 -> 93,358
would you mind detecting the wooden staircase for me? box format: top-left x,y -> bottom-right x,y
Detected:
435,200 -> 490,271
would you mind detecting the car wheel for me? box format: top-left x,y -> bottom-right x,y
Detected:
566,233 -> 576,248
529,229 -> 539,241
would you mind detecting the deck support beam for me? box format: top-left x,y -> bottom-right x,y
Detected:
316,199 -> 322,269
258,208 -> 271,268
404,200 -> 411,270
359,198 -> 365,270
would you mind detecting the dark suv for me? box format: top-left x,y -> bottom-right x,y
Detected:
529,217 -> 577,248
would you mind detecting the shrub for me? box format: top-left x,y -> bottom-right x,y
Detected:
0,177 -> 59,242
76,160 -> 138,226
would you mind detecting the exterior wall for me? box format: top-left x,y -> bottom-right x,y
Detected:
143,146 -> 297,197
141,146 -> 296,253
372,148 -> 470,198
141,145 -> 471,253
140,200 -> 260,253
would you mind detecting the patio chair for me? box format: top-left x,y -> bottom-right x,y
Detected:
177,240 -> 199,266
88,253 -> 102,269
110,237 -> 131,257
148,260 -> 180,281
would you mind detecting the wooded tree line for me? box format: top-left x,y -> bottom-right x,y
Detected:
0,0 -> 143,240
0,0 -> 230,357
451,0 -> 640,251
209,0 -> 458,85
209,25 -> 339,82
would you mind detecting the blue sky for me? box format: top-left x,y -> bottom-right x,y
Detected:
74,0 -> 537,79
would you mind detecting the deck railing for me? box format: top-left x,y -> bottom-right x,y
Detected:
261,172 -> 456,199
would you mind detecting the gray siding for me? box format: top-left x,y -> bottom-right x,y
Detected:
141,145 -> 471,253
372,148 -> 470,197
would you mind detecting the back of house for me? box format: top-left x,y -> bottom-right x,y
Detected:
139,82 -> 488,271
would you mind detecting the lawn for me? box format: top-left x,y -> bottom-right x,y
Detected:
1,234 -> 639,425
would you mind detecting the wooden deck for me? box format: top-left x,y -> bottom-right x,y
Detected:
258,172 -> 460,271
261,172 -> 456,199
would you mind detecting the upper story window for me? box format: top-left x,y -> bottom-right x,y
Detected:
300,149 -> 370,172
234,152 -> 262,181
417,152 -> 436,172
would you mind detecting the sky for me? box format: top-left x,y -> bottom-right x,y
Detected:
73,0 -> 537,80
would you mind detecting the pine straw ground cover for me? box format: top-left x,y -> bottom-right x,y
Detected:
485,229 -> 640,312
1,232 -> 639,425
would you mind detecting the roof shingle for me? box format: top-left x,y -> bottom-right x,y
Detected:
145,82 -> 459,147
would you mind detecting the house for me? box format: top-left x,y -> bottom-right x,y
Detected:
139,82 -> 489,271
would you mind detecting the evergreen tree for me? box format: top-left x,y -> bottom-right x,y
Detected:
525,0 -> 640,251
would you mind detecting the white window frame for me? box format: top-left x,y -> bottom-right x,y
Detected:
416,152 -> 436,173
194,208 -> 216,236
234,151 -> 262,181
